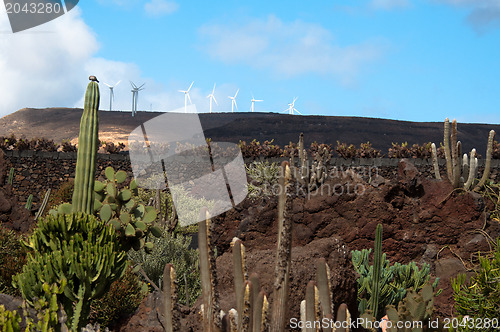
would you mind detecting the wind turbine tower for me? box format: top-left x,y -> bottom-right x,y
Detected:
284,97 -> 301,115
250,94 -> 263,112
103,80 -> 121,111
207,83 -> 217,113
179,81 -> 194,113
228,89 -> 239,113
130,81 -> 145,117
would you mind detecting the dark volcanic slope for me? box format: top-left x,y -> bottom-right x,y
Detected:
1,108 -> 499,155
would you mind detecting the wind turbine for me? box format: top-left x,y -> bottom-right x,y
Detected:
228,89 -> 239,113
179,81 -> 194,113
130,81 -> 145,117
207,83 -> 217,113
283,97 -> 301,115
250,94 -> 263,112
103,80 -> 121,111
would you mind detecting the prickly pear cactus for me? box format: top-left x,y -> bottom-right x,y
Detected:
94,166 -> 162,252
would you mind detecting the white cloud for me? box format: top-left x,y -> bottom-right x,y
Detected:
0,7 -> 194,118
144,0 -> 179,17
370,0 -> 412,10
434,0 -> 500,31
198,16 -> 387,86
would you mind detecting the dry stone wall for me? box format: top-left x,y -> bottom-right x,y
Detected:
2,150 -> 500,210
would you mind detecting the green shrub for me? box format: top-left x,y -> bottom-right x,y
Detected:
128,229 -> 201,306
89,264 -> 148,328
13,213 -> 128,331
245,160 -> 280,198
452,238 -> 500,330
0,227 -> 28,296
352,248 -> 438,317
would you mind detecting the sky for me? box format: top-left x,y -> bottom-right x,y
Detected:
0,0 -> 499,123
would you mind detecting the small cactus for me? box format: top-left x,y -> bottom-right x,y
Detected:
25,194 -> 33,210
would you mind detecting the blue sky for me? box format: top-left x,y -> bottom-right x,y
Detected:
0,0 -> 499,123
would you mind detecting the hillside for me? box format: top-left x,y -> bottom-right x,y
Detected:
0,107 -> 499,155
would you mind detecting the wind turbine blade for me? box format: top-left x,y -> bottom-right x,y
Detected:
138,83 -> 145,89
188,81 -> 194,92
187,93 -> 192,104
256,99 -> 263,102
212,83 -> 216,94
234,100 -> 238,111
130,81 -> 137,89
179,90 -> 186,93
213,96 -> 218,105
103,82 -> 112,88
206,94 -> 211,98
234,89 -> 239,98
114,80 -> 121,87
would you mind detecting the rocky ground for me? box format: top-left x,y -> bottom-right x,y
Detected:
2,158 -> 500,331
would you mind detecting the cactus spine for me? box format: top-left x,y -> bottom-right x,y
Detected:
271,161 -> 292,331
72,80 -> 100,214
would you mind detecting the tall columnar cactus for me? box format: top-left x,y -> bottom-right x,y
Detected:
303,281 -> 319,332
159,263 -> 179,332
198,208 -> 222,332
271,161 -> 292,331
370,224 -> 383,320
316,258 -> 333,327
232,237 -> 247,331
475,129 -> 495,190
35,188 -> 51,221
432,118 -> 495,191
431,143 -> 441,180
72,79 -> 100,214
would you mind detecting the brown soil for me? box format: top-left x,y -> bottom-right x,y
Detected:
117,159 -> 500,331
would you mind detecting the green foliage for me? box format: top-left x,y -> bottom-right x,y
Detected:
360,283 -> 445,332
0,305 -> 21,332
352,227 -> 437,319
94,166 -> 162,252
452,238 -> 500,330
89,265 -> 147,329
128,229 -> 201,306
22,282 -> 68,332
60,139 -> 77,152
0,227 -> 27,296
13,213 -> 127,331
245,160 -> 280,198
169,185 -> 215,228
239,139 -> 283,159
335,141 -> 357,159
